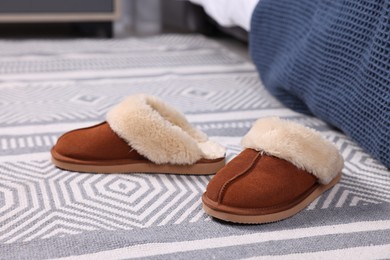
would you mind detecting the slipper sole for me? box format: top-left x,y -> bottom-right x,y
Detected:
51,155 -> 226,175
202,173 -> 341,224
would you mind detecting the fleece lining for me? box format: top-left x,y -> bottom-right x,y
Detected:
106,94 -> 225,165
241,117 -> 344,184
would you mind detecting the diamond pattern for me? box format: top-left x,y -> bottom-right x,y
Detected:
0,35 -> 388,247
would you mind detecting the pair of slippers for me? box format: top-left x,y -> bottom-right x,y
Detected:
51,94 -> 344,224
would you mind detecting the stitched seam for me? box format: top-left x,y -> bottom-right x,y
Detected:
217,151 -> 262,204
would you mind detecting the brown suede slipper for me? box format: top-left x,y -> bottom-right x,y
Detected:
202,117 -> 344,223
51,94 -> 226,174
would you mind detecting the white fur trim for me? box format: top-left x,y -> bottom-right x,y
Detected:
241,117 -> 344,184
106,94 -> 225,165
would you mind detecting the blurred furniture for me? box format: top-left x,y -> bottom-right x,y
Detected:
0,0 -> 120,37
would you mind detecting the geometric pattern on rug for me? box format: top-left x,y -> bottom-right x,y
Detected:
0,35 -> 389,258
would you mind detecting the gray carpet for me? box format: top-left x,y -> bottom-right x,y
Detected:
0,35 -> 389,259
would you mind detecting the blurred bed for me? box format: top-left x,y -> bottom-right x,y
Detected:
184,0 -> 258,41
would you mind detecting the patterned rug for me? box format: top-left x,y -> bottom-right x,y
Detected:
0,35 -> 389,259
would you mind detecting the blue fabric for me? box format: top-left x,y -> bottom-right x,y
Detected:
250,0 -> 390,168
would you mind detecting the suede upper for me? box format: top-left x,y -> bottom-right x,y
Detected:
53,122 -> 146,162
53,122 -> 221,165
205,149 -> 318,212
204,117 -> 343,216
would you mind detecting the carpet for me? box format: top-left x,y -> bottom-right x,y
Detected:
0,35 -> 389,259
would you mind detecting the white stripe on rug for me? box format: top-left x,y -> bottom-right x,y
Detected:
55,220 -> 390,259
0,122 -> 100,135
246,244 -> 390,260
0,109 -> 301,136
0,63 -> 255,81
0,152 -> 50,162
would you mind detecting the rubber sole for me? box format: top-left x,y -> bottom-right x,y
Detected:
51,156 -> 226,175
202,173 -> 342,224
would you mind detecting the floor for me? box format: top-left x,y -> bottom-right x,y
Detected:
214,36 -> 250,61
0,17 -> 251,61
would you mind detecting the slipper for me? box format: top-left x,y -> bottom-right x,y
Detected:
202,117 -> 344,223
51,94 -> 226,174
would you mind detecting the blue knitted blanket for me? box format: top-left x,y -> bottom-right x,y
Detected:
250,0 -> 390,167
